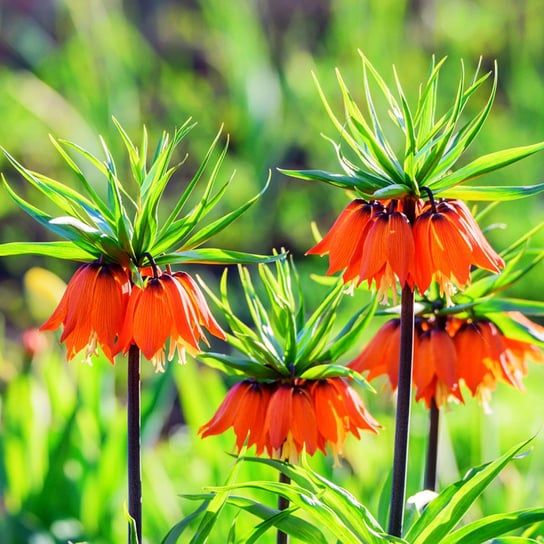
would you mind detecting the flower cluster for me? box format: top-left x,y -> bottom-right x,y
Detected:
309,197 -> 504,302
350,312 -> 544,410
199,377 -> 379,463
197,259 -> 380,462
41,260 -> 225,370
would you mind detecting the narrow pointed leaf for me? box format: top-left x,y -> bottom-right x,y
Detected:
278,167 -> 383,193
428,142 -> 544,190
405,437 -> 534,543
0,241 -> 95,260
441,509 -> 544,544
155,248 -> 283,266
436,182 -> 544,201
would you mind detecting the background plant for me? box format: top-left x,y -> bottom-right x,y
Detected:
1,0 -> 544,542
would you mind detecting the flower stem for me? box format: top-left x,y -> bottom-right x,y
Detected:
424,398 -> 440,491
128,345 -> 142,543
277,471 -> 290,544
388,197 -> 417,538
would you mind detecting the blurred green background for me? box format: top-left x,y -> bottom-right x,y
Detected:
1,0 -> 544,542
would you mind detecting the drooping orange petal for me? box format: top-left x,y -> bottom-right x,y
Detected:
386,211 -> 415,286
454,322 -> 490,395
349,318 -> 401,388
429,212 -> 473,288
339,380 -> 380,435
291,386 -> 318,455
161,275 -> 201,354
412,210 -> 435,294
479,320 -> 519,388
131,279 -> 171,361
40,266 -> 89,332
414,327 -> 460,408
248,383 -> 274,455
174,272 -> 226,340
231,383 -> 263,450
266,385 -> 293,451
413,331 -> 436,395
430,328 -> 458,389
90,265 -> 130,362
58,264 -> 100,341
199,381 -> 248,438
312,380 -> 341,447
448,200 -> 504,272
359,212 -> 388,283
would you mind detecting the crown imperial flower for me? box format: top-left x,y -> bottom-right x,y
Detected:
350,311 -> 543,410
413,199 -> 504,297
118,269 -> 225,372
40,261 -> 130,364
309,200 -> 416,302
200,377 -> 379,463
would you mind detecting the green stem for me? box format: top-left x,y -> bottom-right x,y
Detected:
277,471 -> 290,544
424,399 -> 440,491
388,198 -> 417,537
128,344 -> 142,543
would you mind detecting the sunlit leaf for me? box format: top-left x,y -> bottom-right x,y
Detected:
405,437 -> 534,544
0,241 -> 96,260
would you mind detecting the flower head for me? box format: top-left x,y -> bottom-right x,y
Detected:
40,261 -> 130,364
1,122 -> 275,370
310,378 -> 380,461
309,200 -> 415,301
351,311 -> 543,410
199,380 -> 273,455
413,199 -> 504,298
452,316 -> 542,410
118,270 -> 225,371
198,260 -> 380,461
200,378 -> 379,463
350,317 -> 462,408
413,322 -> 463,408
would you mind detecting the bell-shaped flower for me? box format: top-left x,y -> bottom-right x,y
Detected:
349,318 -> 402,388
118,270 -> 225,371
453,318 -> 535,410
41,261 -> 131,364
413,199 -> 504,297
199,380 -> 273,455
310,378 -> 380,462
309,200 -> 415,301
413,325 -> 463,408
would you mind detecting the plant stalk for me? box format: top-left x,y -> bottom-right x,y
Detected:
424,398 -> 440,491
128,345 -> 142,543
277,471 -> 290,544
388,198 -> 417,537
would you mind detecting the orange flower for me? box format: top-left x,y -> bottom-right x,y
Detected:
355,313 -> 542,410
453,318 -> 538,409
200,378 -> 379,462
413,325 -> 463,408
349,319 -> 402,388
265,384 -> 318,461
310,378 -> 380,461
413,199 -> 504,297
501,313 -> 544,375
350,318 -> 462,408
118,271 -> 225,371
307,199 -> 377,276
41,262 -> 130,364
308,200 -> 415,301
199,380 -> 274,455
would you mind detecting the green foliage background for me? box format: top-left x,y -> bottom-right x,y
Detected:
0,0 -> 543,542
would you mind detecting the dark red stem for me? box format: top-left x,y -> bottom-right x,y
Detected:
128,344 -> 142,543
